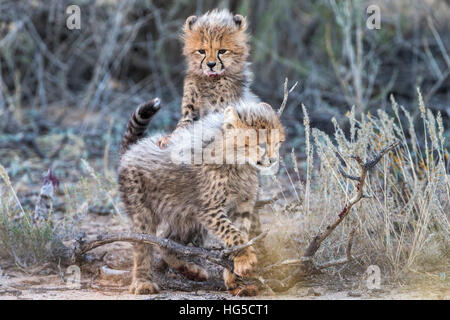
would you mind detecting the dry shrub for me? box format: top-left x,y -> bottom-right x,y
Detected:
0,161 -> 121,268
261,90 -> 449,281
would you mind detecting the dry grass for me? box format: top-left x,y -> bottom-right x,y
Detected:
261,90 -> 449,282
0,160 -> 122,268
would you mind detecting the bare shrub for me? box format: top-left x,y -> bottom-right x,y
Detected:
262,91 -> 449,282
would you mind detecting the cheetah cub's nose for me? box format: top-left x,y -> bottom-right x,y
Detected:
207,61 -> 216,69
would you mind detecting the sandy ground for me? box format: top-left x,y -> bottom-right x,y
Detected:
1,280 -> 448,300
1,259 -> 448,300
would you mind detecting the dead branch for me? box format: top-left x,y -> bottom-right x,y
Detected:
100,266 -> 130,279
316,227 -> 357,269
261,258 -> 310,273
64,231 -> 266,293
254,195 -> 279,210
262,228 -> 357,273
71,230 -> 268,273
301,141 -> 400,268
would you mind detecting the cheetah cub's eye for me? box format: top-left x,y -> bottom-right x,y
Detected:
218,49 -> 227,54
198,49 -> 206,54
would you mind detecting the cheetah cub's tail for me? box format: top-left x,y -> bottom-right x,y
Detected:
119,98 -> 161,156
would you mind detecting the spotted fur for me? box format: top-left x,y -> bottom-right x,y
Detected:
119,100 -> 284,294
119,98 -> 161,157
159,9 -> 256,144
156,9 -> 264,244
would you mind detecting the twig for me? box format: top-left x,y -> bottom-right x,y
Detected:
100,266 -> 130,279
278,78 -> 298,116
262,258 -> 310,273
302,140 -> 400,262
254,196 -> 279,210
316,227 -> 357,269
338,167 -> 361,182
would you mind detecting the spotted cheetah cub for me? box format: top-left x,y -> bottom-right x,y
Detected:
119,99 -> 284,295
157,9 -> 257,148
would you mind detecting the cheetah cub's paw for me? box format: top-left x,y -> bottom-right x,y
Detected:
223,268 -> 238,290
233,246 -> 257,277
177,263 -> 209,282
223,269 -> 259,297
129,279 -> 159,295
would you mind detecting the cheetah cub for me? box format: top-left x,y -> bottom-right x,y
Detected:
119,99 -> 284,295
158,9 -> 258,148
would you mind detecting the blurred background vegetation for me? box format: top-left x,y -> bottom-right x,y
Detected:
0,0 -> 449,161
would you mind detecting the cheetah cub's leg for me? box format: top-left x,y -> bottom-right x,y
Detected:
129,213 -> 159,295
159,227 -> 208,282
158,80 -> 200,149
199,208 -> 257,290
225,201 -> 259,291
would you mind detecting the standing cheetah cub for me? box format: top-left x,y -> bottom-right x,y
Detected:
119,99 -> 284,295
157,9 -> 258,148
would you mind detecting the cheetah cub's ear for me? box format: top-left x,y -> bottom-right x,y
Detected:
184,15 -> 198,31
233,14 -> 247,31
223,106 -> 240,130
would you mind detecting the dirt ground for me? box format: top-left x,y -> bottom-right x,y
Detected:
1,213 -> 448,300
0,269 -> 448,300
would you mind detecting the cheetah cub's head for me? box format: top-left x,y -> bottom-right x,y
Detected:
222,102 -> 285,173
182,9 -> 249,78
